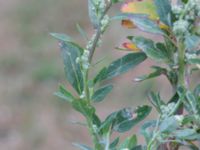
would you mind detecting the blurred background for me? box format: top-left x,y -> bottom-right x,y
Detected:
1,0 -> 197,150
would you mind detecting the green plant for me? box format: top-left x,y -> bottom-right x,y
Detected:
51,0 -> 200,149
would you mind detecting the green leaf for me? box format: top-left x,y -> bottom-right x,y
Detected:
131,145 -> 144,150
54,85 -> 75,102
181,0 -> 189,3
173,129 -> 200,140
160,116 -> 180,133
60,42 -> 84,94
76,23 -> 89,41
113,13 -> 163,34
92,84 -> 113,102
129,36 -> 169,62
72,143 -> 92,150
119,135 -> 137,149
185,35 -> 200,50
114,106 -> 152,132
148,92 -> 165,113
187,58 -> 200,65
93,67 -> 108,84
156,43 -> 172,62
112,13 -> 147,21
110,137 -> 120,149
130,16 -> 164,35
186,91 -> 198,113
94,53 -> 146,83
135,66 -> 167,82
111,0 -> 123,3
72,100 -> 95,118
154,0 -> 171,26
50,33 -> 73,42
194,84 -> 200,97
140,120 -> 156,143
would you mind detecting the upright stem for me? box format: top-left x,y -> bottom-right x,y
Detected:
177,38 -> 186,88
83,2 -> 112,150
88,1 -> 112,63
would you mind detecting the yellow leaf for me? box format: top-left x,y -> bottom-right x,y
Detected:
121,0 -> 159,20
122,42 -> 141,52
121,20 -> 136,28
121,0 -> 169,30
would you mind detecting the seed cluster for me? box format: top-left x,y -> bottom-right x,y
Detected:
172,0 -> 200,37
160,102 -> 176,119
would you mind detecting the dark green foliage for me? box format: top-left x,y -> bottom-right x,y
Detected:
92,84 -> 113,102
129,36 -> 169,62
60,42 -> 84,94
94,52 -> 147,83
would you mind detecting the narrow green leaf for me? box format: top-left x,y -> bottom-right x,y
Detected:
111,0 -> 123,3
131,145 -> 144,150
72,100 -> 95,118
156,43 -> 172,62
113,13 -> 163,34
119,135 -> 137,149
54,85 -> 75,102
72,143 -> 92,150
160,116 -> 180,133
60,42 -> 84,94
194,84 -> 200,97
109,137 -> 120,149
129,36 -> 169,62
186,91 -> 198,113
114,106 -> 152,132
50,33 -> 73,42
185,35 -> 200,50
148,92 -> 165,112
112,13 -> 148,21
76,23 -> 89,41
187,58 -> 200,65
92,84 -> 113,102
140,120 -> 156,143
93,67 -> 108,84
135,66 -> 167,82
154,0 -> 171,26
107,53 -> 146,79
173,129 -> 200,140
130,16 -> 164,35
94,53 -> 146,83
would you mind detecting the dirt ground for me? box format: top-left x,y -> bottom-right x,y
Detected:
0,0 -> 188,150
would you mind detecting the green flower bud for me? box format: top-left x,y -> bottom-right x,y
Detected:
173,20 -> 189,36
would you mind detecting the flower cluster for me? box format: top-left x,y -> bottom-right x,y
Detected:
100,15 -> 110,32
76,49 -> 90,70
160,102 -> 176,119
174,115 -> 184,125
172,0 -> 200,37
173,19 -> 189,36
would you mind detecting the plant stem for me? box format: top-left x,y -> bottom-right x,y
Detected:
83,2 -> 112,149
177,38 -> 186,88
86,118 -> 104,150
88,1 -> 112,63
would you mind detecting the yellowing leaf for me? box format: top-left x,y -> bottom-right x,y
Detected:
158,21 -> 169,30
121,0 -> 158,20
122,42 -> 141,52
121,0 -> 169,30
121,20 -> 136,28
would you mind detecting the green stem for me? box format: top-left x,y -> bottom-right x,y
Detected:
87,118 -> 104,150
88,1 -> 112,63
177,39 -> 186,88
83,2 -> 112,149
